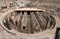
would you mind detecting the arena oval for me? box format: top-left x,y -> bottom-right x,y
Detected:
0,8 -> 56,35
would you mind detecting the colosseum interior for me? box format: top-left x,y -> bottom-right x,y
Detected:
0,0 -> 60,39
